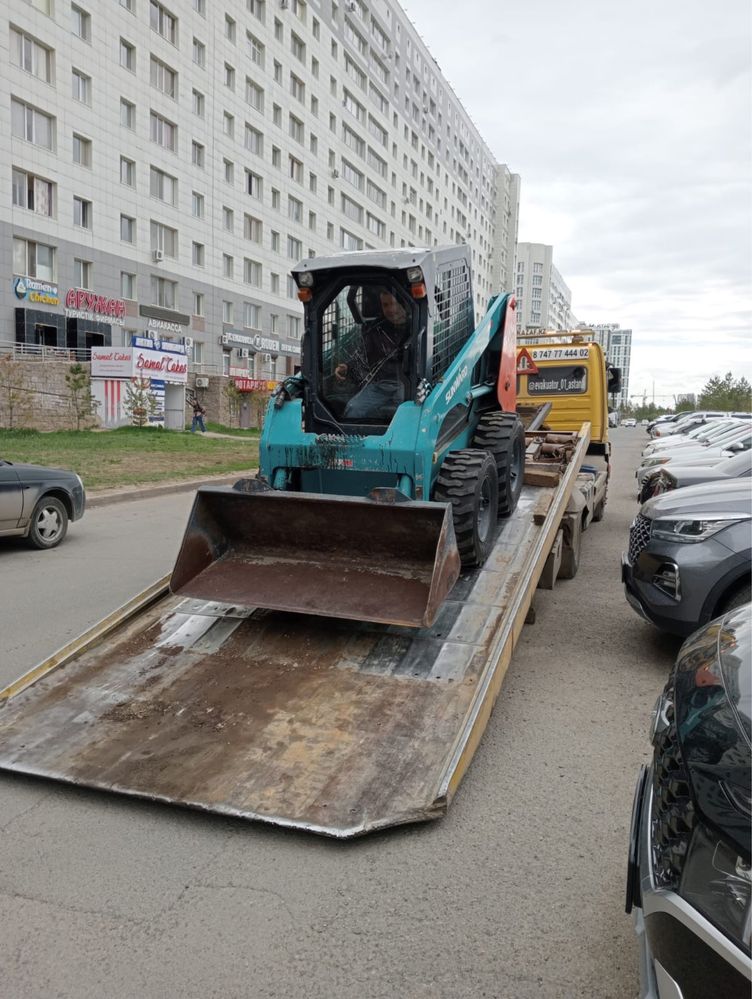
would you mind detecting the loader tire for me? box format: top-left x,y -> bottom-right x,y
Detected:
434,449 -> 498,569
472,412 -> 525,517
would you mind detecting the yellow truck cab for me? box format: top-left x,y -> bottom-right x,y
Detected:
517,332 -> 620,525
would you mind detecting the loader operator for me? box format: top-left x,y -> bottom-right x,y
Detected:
343,289 -> 411,421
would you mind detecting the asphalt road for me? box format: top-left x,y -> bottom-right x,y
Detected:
0,428 -> 681,999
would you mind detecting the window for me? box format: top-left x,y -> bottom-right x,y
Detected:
367,147 -> 387,177
290,73 -> 305,103
248,0 -> 266,24
12,168 -> 54,216
244,214 -> 262,243
274,16 -> 282,40
222,300 -> 234,324
73,195 -> 92,229
11,98 -> 54,149
289,114 -> 304,144
271,188 -> 280,210
121,0 -> 135,10
193,0 -> 205,14
150,220 -> 177,258
150,56 -> 177,99
309,172 -> 317,193
72,5 -> 91,41
287,235 -> 302,260
223,111 -> 235,137
120,214 -> 135,242
343,90 -> 365,123
367,179 -> 386,209
308,210 -> 316,231
28,0 -> 53,13
342,194 -> 363,224
224,63 -> 235,90
366,213 -> 385,239
243,303 -> 260,329
343,124 -> 364,157
223,253 -> 234,278
287,316 -> 301,340
533,262 -> 543,274
246,78 -> 264,111
341,159 -> 364,191
287,196 -> 303,223
270,273 -> 280,293
150,166 -> 177,205
150,1 -> 177,44
121,272 -> 136,299
192,191 -> 204,217
150,111 -> 176,150
245,125 -> 263,155
340,228 -> 363,251
119,156 -> 135,187
192,241 -> 205,266
246,170 -> 262,199
120,98 -> 135,129
193,292 -> 204,317
222,206 -> 234,231
120,38 -> 135,71
223,158 -> 234,183
13,237 -> 56,281
192,38 -> 205,67
151,276 -> 177,309
248,33 -> 264,68
10,28 -> 53,83
71,68 -> 91,104
244,259 -> 262,287
272,146 -> 281,168
291,32 -> 305,62
72,132 -> 91,165
289,156 -> 303,183
270,230 -> 280,252
73,258 -> 92,288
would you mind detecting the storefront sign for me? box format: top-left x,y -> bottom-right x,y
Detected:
131,335 -> 187,355
91,348 -> 134,379
147,317 -> 184,335
133,347 -> 188,383
91,344 -> 188,384
234,377 -> 277,392
13,276 -> 59,306
221,331 -> 280,352
65,288 -> 126,326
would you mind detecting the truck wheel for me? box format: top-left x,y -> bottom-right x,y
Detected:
558,512 -> 582,579
472,412 -> 525,517
27,496 -> 68,549
434,450 -> 498,569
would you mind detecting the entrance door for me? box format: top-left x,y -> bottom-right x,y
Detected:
240,399 -> 251,429
163,383 -> 185,430
35,324 -> 58,347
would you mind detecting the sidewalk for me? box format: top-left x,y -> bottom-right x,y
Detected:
86,471 -> 246,508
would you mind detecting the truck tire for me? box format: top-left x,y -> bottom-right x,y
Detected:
434,449 -> 498,569
472,412 -> 525,517
27,495 -> 68,549
558,511 -> 582,579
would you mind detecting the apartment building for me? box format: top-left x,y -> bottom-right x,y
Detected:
514,242 -> 573,333
2,0 -> 518,381
579,322 -> 632,408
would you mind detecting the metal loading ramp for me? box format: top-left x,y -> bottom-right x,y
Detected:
0,431 -> 588,838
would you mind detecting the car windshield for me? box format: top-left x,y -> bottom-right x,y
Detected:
712,426 -> 750,447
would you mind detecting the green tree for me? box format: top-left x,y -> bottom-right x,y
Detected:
697,372 -> 752,412
65,363 -> 97,430
674,398 -> 695,413
224,381 -> 242,426
0,355 -> 34,429
123,377 -> 158,427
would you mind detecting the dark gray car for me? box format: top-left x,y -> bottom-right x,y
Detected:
639,450 -> 752,503
0,460 -> 86,549
622,479 -> 751,636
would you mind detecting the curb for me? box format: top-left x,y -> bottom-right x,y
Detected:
86,473 -> 244,509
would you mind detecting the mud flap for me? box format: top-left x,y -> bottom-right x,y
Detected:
170,485 -> 461,628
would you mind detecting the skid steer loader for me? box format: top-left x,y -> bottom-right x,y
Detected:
171,246 -> 525,628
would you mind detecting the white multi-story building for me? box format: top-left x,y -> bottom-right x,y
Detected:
2,0 -> 518,379
514,242 -> 573,332
579,322 -> 632,408
491,163 -> 520,295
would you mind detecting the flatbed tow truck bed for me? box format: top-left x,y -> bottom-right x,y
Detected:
0,428 -> 589,838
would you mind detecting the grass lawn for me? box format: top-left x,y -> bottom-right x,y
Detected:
0,427 -> 259,490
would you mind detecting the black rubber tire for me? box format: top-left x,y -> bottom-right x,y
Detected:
434,449 -> 498,569
472,412 -> 525,517
558,513 -> 582,580
720,582 -> 751,614
27,495 -> 68,549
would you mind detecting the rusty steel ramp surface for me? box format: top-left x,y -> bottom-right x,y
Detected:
0,430 -> 589,838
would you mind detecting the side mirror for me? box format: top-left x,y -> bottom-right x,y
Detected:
607,366 -> 622,394
729,441 -> 744,451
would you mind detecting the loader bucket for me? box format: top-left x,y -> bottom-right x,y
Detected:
170,485 -> 461,628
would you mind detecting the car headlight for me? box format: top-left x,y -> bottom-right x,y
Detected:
651,513 -> 750,543
680,823 -> 752,952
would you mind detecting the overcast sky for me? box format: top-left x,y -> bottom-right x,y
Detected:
401,0 -> 752,403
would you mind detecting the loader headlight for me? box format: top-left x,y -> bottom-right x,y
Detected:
297,271 -> 314,287
680,823 -> 752,952
651,514 -> 749,543
406,266 -> 424,283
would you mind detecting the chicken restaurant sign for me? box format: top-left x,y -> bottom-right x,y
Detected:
91,337 -> 188,384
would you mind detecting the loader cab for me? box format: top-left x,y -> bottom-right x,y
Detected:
295,269 -> 427,436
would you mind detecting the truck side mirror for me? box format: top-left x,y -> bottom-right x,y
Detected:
607,366 -> 622,394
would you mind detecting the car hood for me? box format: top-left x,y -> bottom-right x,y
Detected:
643,479 -> 752,519
0,460 -> 78,480
674,606 -> 751,857
664,465 -> 738,487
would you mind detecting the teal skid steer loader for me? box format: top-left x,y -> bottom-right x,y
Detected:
171,246 -> 525,628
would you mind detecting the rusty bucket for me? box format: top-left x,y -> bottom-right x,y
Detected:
170,484 -> 461,628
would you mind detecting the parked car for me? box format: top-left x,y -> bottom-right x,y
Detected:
0,460 -> 85,549
642,419 -> 743,456
640,418 -> 650,426
623,418 -> 637,428
650,412 -> 726,438
622,479 -> 751,636
626,606 -> 752,999
639,449 -> 752,503
636,431 -> 751,488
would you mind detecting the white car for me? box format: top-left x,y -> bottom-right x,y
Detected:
635,434 -> 751,487
622,418 -> 637,428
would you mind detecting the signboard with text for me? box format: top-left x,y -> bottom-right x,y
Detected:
65,288 -> 126,326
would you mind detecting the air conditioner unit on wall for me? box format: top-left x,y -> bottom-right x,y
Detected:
195,376 -> 209,388
183,336 -> 193,349
153,249 -> 164,262
262,353 -> 272,364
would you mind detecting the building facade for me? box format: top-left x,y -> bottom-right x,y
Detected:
2,0 -> 517,384
579,322 -> 632,409
513,242 -> 573,333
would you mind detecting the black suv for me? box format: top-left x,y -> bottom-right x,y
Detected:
626,606 -> 752,998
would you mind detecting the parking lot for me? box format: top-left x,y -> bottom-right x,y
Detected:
0,428 -> 680,999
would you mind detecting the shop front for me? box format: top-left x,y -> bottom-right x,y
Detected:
91,336 -> 188,429
13,279 -> 124,353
